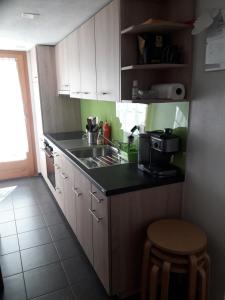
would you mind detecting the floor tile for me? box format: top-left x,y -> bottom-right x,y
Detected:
0,210 -> 15,224
43,211 -> 63,226
18,227 -> 52,250
0,221 -> 17,237
62,256 -> 93,285
0,252 -> 22,277
0,235 -> 19,255
21,243 -> 59,271
2,273 -> 26,300
24,262 -> 68,299
71,276 -> 112,300
16,215 -> 46,234
29,287 -> 75,300
0,197 -> 13,212
48,223 -> 71,241
39,202 -> 58,214
54,238 -> 83,260
14,205 -> 41,220
13,197 -> 37,209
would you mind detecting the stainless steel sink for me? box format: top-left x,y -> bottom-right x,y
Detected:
66,145 -> 127,169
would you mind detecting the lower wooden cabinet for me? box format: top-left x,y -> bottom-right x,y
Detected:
50,151 -> 182,298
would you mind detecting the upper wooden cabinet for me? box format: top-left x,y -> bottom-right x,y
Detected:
95,0 -> 120,101
78,17 -> 97,100
55,38 -> 70,94
68,30 -> 81,99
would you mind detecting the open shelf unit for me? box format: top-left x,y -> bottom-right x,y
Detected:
120,0 -> 195,103
121,22 -> 191,35
121,64 -> 189,71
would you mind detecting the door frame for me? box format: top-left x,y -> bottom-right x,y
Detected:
0,50 -> 37,180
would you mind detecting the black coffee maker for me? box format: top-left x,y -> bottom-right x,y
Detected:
138,128 -> 180,178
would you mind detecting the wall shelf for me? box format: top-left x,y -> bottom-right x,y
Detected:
121,21 -> 191,35
121,64 -> 189,71
122,98 -> 189,104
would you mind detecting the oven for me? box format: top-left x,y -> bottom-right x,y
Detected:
43,140 -> 55,189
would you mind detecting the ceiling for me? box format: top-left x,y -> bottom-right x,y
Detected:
0,0 -> 112,51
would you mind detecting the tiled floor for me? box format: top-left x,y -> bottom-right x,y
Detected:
0,176 -> 137,300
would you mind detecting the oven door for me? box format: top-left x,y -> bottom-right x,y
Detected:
44,148 -> 55,189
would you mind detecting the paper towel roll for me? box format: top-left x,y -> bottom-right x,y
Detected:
151,83 -> 185,100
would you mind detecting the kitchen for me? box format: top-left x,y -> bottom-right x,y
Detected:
0,0 -> 224,300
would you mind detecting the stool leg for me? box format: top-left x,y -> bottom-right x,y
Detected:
198,267 -> 206,300
188,255 -> 198,300
141,240 -> 152,300
204,254 -> 211,300
160,261 -> 171,300
149,265 -> 159,300
0,266 -> 3,292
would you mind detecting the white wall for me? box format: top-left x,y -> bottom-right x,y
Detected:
183,0 -> 225,299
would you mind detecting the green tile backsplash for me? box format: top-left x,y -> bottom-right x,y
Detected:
80,99 -> 189,171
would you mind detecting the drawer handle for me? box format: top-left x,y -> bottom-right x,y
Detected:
60,172 -> 68,180
72,187 -> 82,197
89,191 -> 103,203
89,209 -> 102,223
83,92 -> 90,95
102,92 -> 109,95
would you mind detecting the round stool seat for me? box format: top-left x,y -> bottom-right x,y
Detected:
147,219 -> 207,255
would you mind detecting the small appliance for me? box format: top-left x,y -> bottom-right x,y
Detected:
138,128 -> 180,178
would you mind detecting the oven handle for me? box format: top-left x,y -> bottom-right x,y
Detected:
43,148 -> 53,158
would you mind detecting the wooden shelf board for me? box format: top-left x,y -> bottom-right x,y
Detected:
121,64 -> 189,71
121,22 -> 191,35
122,98 -> 190,104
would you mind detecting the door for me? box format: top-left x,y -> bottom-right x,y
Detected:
95,0 -> 120,101
78,17 -> 97,100
0,51 -> 36,180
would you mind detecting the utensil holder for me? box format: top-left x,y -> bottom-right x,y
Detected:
88,132 -> 98,145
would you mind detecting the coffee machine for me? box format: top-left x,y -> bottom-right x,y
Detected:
138,128 -> 180,178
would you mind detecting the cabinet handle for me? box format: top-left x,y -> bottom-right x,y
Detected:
89,209 -> 102,223
102,92 -> 109,95
56,187 -> 62,194
72,187 -> 82,197
54,163 -> 60,170
60,172 -> 68,180
83,92 -> 90,95
89,191 -> 103,203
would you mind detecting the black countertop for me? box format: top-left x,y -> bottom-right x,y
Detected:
45,132 -> 184,196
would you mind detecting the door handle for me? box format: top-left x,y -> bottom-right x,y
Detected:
89,209 -> 102,223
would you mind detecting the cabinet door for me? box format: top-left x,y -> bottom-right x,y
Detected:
62,156 -> 77,233
68,30 -> 81,99
54,151 -> 65,213
90,186 -> 110,293
74,168 -> 93,263
78,17 -> 97,100
55,40 -> 70,94
95,0 -> 120,101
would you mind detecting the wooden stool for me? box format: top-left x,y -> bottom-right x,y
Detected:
141,219 -> 210,300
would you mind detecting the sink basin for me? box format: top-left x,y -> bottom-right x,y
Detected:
66,145 -> 127,169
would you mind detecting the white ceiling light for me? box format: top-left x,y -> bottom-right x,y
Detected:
21,12 -> 40,20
